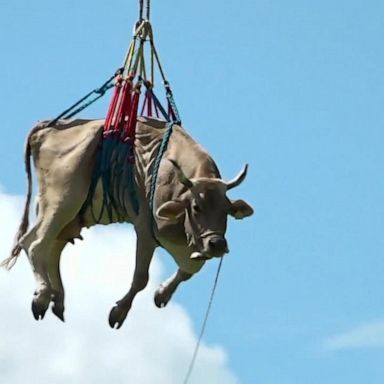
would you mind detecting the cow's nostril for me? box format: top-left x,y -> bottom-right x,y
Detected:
208,237 -> 227,252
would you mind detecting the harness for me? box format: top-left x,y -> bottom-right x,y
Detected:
72,2 -> 181,225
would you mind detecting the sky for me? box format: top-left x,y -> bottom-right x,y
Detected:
1,0 -> 384,383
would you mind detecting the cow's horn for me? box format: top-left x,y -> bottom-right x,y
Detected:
169,159 -> 194,189
226,164 -> 248,190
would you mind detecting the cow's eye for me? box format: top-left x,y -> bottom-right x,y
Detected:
192,202 -> 201,213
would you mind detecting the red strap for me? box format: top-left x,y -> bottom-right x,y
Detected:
114,80 -> 132,130
104,77 -> 123,135
123,89 -> 140,141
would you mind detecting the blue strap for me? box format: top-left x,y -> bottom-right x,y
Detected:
148,121 -> 177,243
140,78 -> 182,124
48,68 -> 122,126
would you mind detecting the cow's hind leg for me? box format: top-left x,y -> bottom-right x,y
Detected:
109,231 -> 156,329
154,269 -> 192,308
25,237 -> 56,320
22,208 -> 84,320
19,223 -> 52,319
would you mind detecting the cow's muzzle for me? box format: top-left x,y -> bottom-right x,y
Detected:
190,234 -> 229,261
207,235 -> 228,256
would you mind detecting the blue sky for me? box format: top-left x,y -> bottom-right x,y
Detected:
1,1 -> 384,383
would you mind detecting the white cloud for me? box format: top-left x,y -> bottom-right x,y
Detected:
323,319 -> 384,351
0,190 -> 239,384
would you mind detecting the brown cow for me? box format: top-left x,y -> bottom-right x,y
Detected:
2,117 -> 253,328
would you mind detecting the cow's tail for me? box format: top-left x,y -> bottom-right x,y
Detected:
1,135 -> 33,270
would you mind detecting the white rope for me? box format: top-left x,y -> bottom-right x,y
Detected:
182,258 -> 224,384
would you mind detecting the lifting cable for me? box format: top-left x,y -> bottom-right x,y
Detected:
138,0 -> 150,22
139,0 -> 144,21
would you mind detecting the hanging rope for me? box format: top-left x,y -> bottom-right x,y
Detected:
182,258 -> 224,384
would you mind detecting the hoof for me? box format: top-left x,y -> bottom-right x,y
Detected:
51,290 -> 65,322
154,286 -> 172,309
108,304 -> 129,329
31,293 -> 50,321
52,302 -> 65,322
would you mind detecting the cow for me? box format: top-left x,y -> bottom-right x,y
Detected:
2,117 -> 253,328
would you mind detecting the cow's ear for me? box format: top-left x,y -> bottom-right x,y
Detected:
156,200 -> 186,222
229,199 -> 254,220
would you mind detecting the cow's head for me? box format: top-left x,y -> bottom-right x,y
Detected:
156,161 -> 254,260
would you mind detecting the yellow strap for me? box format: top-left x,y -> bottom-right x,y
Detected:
130,41 -> 144,77
151,44 -> 155,86
119,19 -> 169,89
139,45 -> 147,80
150,39 -> 167,83
123,39 -> 137,75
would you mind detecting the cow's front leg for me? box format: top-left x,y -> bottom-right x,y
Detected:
109,232 -> 156,329
46,240 -> 67,322
154,269 -> 192,308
